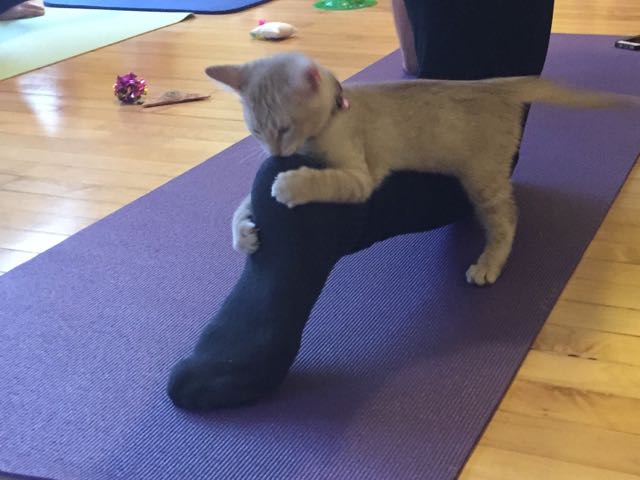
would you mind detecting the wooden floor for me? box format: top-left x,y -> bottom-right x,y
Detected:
1,0 -> 639,478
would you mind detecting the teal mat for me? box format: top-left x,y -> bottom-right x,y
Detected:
0,8 -> 191,80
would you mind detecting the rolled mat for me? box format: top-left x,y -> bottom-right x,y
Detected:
43,0 -> 271,14
1,34 -> 639,480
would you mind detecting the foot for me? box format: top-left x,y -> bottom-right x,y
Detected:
0,1 -> 45,21
168,354 -> 291,410
168,320 -> 300,410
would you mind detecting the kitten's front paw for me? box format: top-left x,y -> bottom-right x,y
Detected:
465,263 -> 501,286
233,219 -> 259,254
271,168 -> 314,208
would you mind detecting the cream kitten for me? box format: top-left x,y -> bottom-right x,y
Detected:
207,53 -> 626,285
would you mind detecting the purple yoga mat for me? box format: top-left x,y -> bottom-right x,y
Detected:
1,35 -> 639,480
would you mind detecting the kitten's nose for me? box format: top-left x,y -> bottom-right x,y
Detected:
270,142 -> 282,156
280,147 -> 295,157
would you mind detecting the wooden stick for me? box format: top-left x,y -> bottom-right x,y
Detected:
142,91 -> 211,108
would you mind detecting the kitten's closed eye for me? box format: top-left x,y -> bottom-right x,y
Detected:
278,126 -> 290,136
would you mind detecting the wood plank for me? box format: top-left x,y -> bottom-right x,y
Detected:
0,210 -> 94,236
479,410 -> 640,476
0,248 -> 38,272
2,178 -> 150,204
593,221 -> 640,249
0,227 -> 67,253
1,146 -> 197,174
547,300 -> 640,337
0,174 -> 18,185
604,205 -> 640,227
8,164 -> 174,191
462,445 -> 640,480
563,278 -> 640,311
534,323 -> 640,366
572,258 -> 640,288
613,192 -> 640,210
518,350 -> 640,399
585,239 -> 640,265
499,379 -> 640,435
0,190 -> 120,219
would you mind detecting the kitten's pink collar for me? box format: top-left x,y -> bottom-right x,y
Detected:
334,81 -> 350,112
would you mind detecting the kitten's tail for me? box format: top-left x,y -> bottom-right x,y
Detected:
503,76 -> 638,109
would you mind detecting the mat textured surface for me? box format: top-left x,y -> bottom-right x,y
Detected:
44,0 -> 271,14
0,8 -> 190,81
1,35 -> 639,480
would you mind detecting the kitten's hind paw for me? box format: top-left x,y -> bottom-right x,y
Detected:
233,220 -> 259,254
466,263 -> 501,286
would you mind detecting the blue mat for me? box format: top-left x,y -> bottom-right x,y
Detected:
44,0 -> 271,14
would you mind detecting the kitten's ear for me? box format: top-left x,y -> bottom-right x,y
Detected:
291,56 -> 322,94
205,65 -> 244,92
304,65 -> 322,93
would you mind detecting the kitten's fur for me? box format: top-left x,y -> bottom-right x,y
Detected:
208,53 -> 627,285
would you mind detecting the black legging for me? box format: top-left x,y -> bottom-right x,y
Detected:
404,0 -> 554,80
168,0 -> 555,411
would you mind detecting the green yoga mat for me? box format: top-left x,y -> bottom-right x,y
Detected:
0,8 -> 191,80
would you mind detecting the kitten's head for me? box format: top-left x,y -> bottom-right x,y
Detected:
205,53 -> 341,156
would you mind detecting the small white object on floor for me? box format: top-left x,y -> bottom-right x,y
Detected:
250,21 -> 296,40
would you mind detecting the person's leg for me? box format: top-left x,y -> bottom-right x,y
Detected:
169,156 -> 366,410
168,1 -> 556,411
402,0 -> 554,80
391,0 -> 418,76
168,157 -> 471,410
399,0 -> 553,169
0,0 -> 44,20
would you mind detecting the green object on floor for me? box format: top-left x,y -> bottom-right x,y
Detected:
0,8 -> 191,81
313,0 -> 376,10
